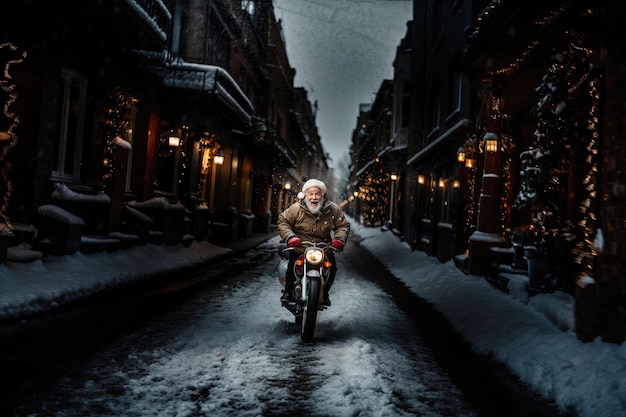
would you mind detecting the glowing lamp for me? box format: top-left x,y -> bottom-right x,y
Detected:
457,146 -> 466,162
168,131 -> 180,147
484,132 -> 499,152
213,149 -> 225,165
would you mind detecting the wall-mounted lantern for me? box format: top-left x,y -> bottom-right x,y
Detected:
213,149 -> 225,165
457,146 -> 466,162
417,175 -> 425,185
284,180 -> 292,190
484,132 -> 499,153
168,131 -> 181,147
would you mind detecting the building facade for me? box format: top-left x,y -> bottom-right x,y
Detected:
1,1 -> 329,258
348,0 -> 625,343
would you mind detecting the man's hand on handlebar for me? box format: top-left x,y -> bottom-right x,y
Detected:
331,239 -> 345,251
287,237 -> 301,247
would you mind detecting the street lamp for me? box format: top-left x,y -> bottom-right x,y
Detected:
209,148 -> 225,212
388,173 -> 399,228
468,131 -> 504,275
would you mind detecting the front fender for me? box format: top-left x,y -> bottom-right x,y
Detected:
306,270 -> 321,278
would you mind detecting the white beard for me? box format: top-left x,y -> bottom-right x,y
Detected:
305,198 -> 323,215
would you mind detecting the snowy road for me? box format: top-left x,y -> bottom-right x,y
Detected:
10,237 -> 478,417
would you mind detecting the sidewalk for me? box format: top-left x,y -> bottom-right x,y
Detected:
0,231 -> 276,324
1,222 -> 625,417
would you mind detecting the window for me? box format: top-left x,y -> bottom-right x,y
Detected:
53,69 -> 87,182
446,71 -> 463,123
430,0 -> 443,51
427,85 -> 441,138
124,104 -> 138,192
401,81 -> 411,128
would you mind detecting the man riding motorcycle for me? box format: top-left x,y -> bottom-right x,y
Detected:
276,178 -> 350,306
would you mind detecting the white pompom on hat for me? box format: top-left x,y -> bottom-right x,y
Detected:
301,178 -> 326,196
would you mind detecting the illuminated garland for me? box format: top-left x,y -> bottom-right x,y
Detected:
0,42 -> 27,224
514,35 -> 597,276
460,129 -> 514,239
573,75 -> 600,273
358,163 -> 388,227
462,134 -> 478,235
499,133 -> 515,234
98,90 -> 133,194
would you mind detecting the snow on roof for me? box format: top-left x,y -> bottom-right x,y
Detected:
159,60 -> 253,125
407,119 -> 473,165
121,0 -> 169,42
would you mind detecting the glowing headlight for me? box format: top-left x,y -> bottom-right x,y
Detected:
305,248 -> 324,264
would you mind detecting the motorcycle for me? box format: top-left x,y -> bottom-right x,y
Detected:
277,241 -> 337,342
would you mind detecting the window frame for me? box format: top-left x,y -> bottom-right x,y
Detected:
52,68 -> 88,182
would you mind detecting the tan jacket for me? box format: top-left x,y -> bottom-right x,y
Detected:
277,199 -> 350,244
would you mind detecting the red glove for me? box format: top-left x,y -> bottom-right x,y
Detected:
331,239 -> 345,251
287,237 -> 301,247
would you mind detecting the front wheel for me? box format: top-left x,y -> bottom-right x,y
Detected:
301,277 -> 320,342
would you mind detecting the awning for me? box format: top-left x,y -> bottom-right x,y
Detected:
355,158 -> 379,178
355,144 -> 406,178
407,119 -> 473,165
149,59 -> 254,126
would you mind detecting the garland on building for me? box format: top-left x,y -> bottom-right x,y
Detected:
98,90 -> 133,194
357,162 -> 389,227
514,36 -> 598,271
0,42 -> 26,225
460,102 -> 515,239
575,70 -> 600,273
461,133 -> 478,235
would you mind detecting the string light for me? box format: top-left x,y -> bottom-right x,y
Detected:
98,90 -> 134,193
0,42 -> 26,224
356,162 -> 389,227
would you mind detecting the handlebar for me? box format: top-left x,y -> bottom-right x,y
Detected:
280,240 -> 338,255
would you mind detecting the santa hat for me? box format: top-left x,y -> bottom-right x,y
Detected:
299,178 -> 326,199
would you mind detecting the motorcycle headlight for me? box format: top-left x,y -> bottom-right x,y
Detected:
305,248 -> 324,265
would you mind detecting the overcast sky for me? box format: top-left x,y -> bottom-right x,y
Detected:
273,0 -> 412,171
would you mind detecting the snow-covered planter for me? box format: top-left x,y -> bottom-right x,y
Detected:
34,204 -> 84,256
128,197 -> 185,245
50,182 -> 111,235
